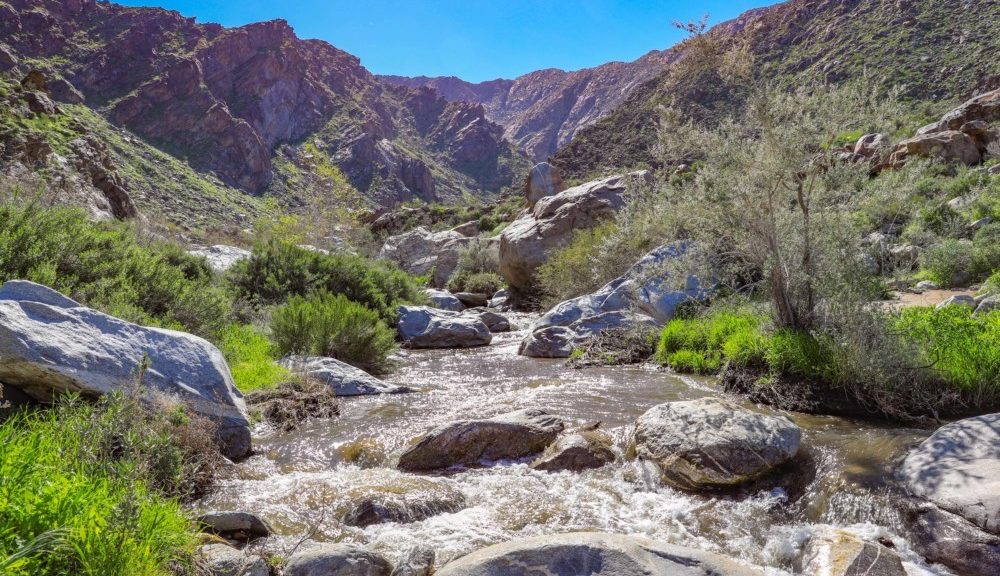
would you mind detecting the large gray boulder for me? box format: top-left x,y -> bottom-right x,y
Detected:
898,413 -> 1000,535
197,511 -> 272,542
435,532 -> 763,576
424,288 -> 465,312
397,408 -> 565,471
380,227 -> 488,288
632,398 -> 801,490
284,543 -> 392,576
188,245 -> 251,273
908,503 -> 1000,576
397,306 -> 492,348
520,243 -> 709,358
0,281 -> 251,459
499,171 -> 650,293
279,356 -> 411,396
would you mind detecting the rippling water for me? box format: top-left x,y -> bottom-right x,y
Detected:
199,316 -> 950,574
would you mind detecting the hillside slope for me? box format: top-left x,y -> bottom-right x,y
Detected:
0,0 -> 529,224
381,49 -> 676,162
550,0 -> 1000,180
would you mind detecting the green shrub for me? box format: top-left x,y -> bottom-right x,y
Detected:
0,200 -> 231,339
895,306 -> 1000,394
229,239 -> 423,322
446,271 -> 504,295
0,394 -> 206,575
218,324 -> 290,392
920,239 -> 975,287
765,330 -> 836,381
665,349 -> 721,374
270,293 -> 397,374
536,222 -> 619,306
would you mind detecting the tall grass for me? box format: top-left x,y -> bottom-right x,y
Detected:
0,395 -> 202,576
218,324 -> 290,393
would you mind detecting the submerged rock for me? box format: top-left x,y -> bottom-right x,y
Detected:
0,281 -> 251,459
279,356 -> 410,396
284,543 -> 393,576
435,532 -> 763,576
531,431 -> 616,472
340,477 -> 465,527
197,511 -> 272,542
397,408 -> 564,471
632,398 -> 801,490
397,306 -> 492,348
199,544 -> 269,576
390,546 -> 435,576
794,529 -> 906,576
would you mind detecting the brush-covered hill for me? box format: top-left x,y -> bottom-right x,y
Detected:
550,0 -> 1000,181
0,0 -> 529,233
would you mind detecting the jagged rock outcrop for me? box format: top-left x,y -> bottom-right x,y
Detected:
499,171 -> 650,293
381,47 -> 675,161
889,88 -> 1000,168
435,532 -> 763,576
0,281 -> 251,459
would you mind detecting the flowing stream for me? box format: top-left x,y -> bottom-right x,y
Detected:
200,316 -> 950,575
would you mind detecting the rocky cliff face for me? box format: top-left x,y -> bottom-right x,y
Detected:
381,49 -> 675,162
0,0 -> 527,208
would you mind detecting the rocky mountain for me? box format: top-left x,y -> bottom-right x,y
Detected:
381,49 -> 676,162
0,0 -> 529,229
550,0 -> 1000,181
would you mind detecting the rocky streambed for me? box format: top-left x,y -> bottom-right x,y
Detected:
195,317 -> 975,575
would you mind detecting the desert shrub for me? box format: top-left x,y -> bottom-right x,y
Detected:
0,394 -> 212,575
920,239 -> 976,287
447,271 -> 504,295
446,239 -> 504,294
229,239 -> 423,322
218,324 -> 290,393
270,293 -> 397,374
0,199 -> 231,339
536,223 -> 619,306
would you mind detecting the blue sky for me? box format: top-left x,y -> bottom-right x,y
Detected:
117,0 -> 779,82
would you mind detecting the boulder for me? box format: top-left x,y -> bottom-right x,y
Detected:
471,310 -> 511,333
0,281 -> 251,459
500,171 -> 650,293
888,130 -> 981,167
49,76 -> 85,104
936,294 -> 977,309
188,245 -> 251,273
435,532 -> 763,576
854,132 -> 890,157
454,292 -> 489,308
975,296 -> 1000,315
898,412 -> 1000,535
390,546 -> 435,576
793,529 -> 906,576
397,306 -> 492,348
279,356 -> 410,396
397,408 -> 564,471
525,162 -> 564,207
424,288 -> 465,312
632,398 -> 801,490
488,289 -> 509,308
0,44 -> 17,72
341,477 -> 466,527
915,280 -> 939,291
917,88 -> 1000,138
284,544 -> 393,576
908,503 -> 1000,576
380,226 -> 484,288
197,511 -> 272,542
450,220 -> 481,237
520,243 -> 708,358
888,244 -> 920,268
531,431 -> 616,472
199,544 -> 269,576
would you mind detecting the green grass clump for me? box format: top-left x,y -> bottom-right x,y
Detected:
655,311 -> 768,372
270,292 -> 398,374
229,239 -> 424,322
218,324 -> 290,393
0,199 -> 231,339
895,306 -> 1000,393
0,395 -> 205,575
